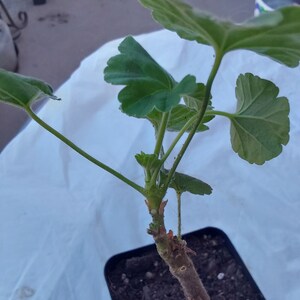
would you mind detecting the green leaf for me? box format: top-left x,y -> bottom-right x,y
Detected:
230,73 -> 289,165
147,104 -> 212,132
163,170 -> 212,196
104,36 -> 197,117
183,82 -> 214,113
135,152 -> 161,171
145,83 -> 213,132
184,83 -> 209,111
0,68 -> 59,109
140,0 -> 300,67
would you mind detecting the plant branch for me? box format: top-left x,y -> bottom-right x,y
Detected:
163,52 -> 223,194
161,114 -> 198,165
148,112 -> 169,187
150,114 -> 198,187
148,200 -> 210,300
205,110 -> 232,118
25,106 -> 146,196
154,112 -> 169,156
177,191 -> 182,240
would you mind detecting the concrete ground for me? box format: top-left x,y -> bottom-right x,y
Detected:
0,0 -> 254,151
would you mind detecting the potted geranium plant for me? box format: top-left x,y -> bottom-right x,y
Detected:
0,0 -> 299,299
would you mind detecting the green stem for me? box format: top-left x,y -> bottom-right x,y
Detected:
160,114 -> 197,166
177,191 -> 182,240
205,110 -> 232,118
163,52 -> 223,194
154,112 -> 169,156
149,114 -> 198,187
26,107 -> 146,196
148,112 -> 169,187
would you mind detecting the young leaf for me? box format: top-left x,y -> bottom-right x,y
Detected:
183,83 -> 214,112
104,36 -> 197,117
147,105 -> 213,132
230,73 -> 289,165
184,83 -> 207,111
135,152 -> 161,170
140,0 -> 300,67
161,169 -> 212,196
0,69 -> 59,109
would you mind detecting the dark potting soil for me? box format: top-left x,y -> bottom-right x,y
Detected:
105,228 -> 265,300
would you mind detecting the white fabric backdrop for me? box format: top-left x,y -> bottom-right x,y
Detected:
0,30 -> 299,300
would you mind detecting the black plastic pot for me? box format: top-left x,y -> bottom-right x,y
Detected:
33,0 -> 46,5
105,227 -> 265,299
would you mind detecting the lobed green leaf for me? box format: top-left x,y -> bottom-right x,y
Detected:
0,69 -> 59,109
184,83 -> 209,111
140,0 -> 300,67
104,36 -> 197,117
147,105 -> 213,133
135,152 -> 161,171
230,73 -> 290,164
161,169 -> 212,196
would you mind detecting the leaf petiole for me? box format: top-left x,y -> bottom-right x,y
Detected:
154,112 -> 170,156
25,106 -> 147,197
162,51 -> 223,194
205,110 -> 232,118
150,113 -> 198,187
177,191 -> 182,240
160,114 -> 198,165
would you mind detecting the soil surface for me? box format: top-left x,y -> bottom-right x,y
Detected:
105,228 -> 266,300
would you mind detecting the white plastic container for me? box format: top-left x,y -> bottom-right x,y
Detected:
0,19 -> 18,71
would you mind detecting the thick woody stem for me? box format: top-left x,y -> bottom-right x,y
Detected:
146,200 -> 210,300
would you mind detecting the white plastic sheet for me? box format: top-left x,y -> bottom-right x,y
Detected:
0,30 -> 300,300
